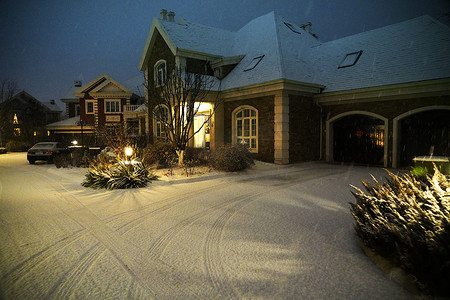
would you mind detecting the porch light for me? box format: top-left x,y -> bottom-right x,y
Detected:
72,140 -> 78,145
124,146 -> 133,157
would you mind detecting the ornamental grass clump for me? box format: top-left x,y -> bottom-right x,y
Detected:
350,166 -> 450,296
82,160 -> 157,190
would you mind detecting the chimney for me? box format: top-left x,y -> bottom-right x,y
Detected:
74,80 -> 82,87
160,9 -> 167,20
50,99 -> 55,105
168,11 -> 175,22
300,22 -> 312,34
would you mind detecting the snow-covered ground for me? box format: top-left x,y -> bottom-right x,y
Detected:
0,153 -> 415,299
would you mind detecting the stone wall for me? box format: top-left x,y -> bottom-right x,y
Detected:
289,95 -> 321,163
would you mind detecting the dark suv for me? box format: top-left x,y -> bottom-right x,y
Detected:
27,142 -> 68,164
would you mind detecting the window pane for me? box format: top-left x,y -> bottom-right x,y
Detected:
237,120 -> 242,136
237,111 -> 242,118
251,109 -> 256,117
244,119 -> 249,137
251,138 -> 256,149
244,109 -> 249,118
244,138 -> 249,146
251,119 -> 256,136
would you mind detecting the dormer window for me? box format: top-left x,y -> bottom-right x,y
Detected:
154,60 -> 167,86
244,55 -> 265,72
338,51 -> 363,68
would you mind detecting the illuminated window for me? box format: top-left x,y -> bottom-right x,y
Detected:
338,50 -> 363,68
13,113 -> 19,124
47,130 -> 51,136
153,105 -> 169,141
34,131 -> 37,136
105,100 -> 121,113
86,100 -> 95,114
233,106 -> 258,152
14,128 -> 21,136
284,22 -> 301,34
154,60 -> 167,87
244,55 -> 265,72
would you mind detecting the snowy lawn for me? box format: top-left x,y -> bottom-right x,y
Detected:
0,153 -> 416,299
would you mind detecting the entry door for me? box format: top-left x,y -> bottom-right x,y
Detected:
194,115 -> 207,148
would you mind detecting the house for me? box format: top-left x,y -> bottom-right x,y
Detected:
139,10 -> 450,167
47,74 -> 145,146
0,91 -> 62,146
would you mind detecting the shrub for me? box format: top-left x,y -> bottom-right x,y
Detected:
350,167 -> 450,296
82,160 -> 157,190
6,140 -> 30,152
0,147 -> 7,154
210,144 -> 253,172
142,142 -> 177,169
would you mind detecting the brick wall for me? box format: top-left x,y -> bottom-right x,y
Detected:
224,96 -> 274,162
289,95 -> 321,163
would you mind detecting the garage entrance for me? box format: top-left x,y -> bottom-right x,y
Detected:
398,109 -> 450,167
333,114 -> 385,165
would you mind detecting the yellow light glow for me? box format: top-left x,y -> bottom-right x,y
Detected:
72,140 -> 78,145
124,147 -> 133,157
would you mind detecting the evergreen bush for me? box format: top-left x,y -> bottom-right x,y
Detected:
6,140 -> 30,152
82,160 -> 157,190
350,166 -> 450,296
210,144 -> 254,172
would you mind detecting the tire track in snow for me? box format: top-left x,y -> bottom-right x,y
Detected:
45,243 -> 105,299
114,182 -> 230,236
148,190 -> 257,259
1,229 -> 86,294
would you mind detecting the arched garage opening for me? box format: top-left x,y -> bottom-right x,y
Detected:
396,108 -> 450,167
328,112 -> 387,166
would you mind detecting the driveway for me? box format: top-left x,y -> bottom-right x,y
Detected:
0,153 -> 415,299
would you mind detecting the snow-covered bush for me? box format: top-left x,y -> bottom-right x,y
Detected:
350,167 -> 450,296
82,160 -> 157,190
211,144 -> 253,172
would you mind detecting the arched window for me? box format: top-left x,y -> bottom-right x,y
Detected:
233,106 -> 258,152
153,105 -> 169,141
154,60 -> 167,87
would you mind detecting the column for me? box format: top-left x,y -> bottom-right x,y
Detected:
274,92 -> 289,164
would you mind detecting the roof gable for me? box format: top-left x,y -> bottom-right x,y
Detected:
74,74 -> 132,98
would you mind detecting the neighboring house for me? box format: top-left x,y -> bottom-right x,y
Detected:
0,91 -> 62,146
47,74 -> 145,146
139,10 -> 450,167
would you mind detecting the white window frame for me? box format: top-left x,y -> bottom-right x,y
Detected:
232,105 -> 258,153
85,100 -> 95,114
154,59 -> 167,87
104,99 -> 121,114
153,104 -> 169,141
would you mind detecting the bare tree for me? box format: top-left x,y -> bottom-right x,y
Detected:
146,66 -> 221,165
0,79 -> 18,103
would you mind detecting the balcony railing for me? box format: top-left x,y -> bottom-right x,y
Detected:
125,105 -> 142,112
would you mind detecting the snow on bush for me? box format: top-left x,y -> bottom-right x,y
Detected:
211,143 -> 253,172
82,160 -> 156,190
350,166 -> 450,296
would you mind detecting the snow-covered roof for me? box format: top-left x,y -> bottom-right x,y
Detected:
42,100 -> 62,112
312,15 -> 450,92
142,12 -> 450,93
47,115 -> 80,127
61,84 -> 79,101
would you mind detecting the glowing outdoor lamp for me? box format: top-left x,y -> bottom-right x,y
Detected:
72,140 -> 78,146
124,146 -> 133,159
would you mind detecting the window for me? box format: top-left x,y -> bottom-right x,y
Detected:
338,50 -> 363,68
13,113 -> 19,124
284,22 -> 301,34
244,55 -> 265,72
105,100 -> 121,113
153,105 -> 169,141
233,106 -> 258,152
75,104 -> 80,116
86,100 -> 95,114
154,60 -> 167,86
14,128 -> 21,136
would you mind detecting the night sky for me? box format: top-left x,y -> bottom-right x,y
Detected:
1,0 -> 449,109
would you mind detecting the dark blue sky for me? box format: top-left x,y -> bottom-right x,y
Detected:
1,0 -> 449,108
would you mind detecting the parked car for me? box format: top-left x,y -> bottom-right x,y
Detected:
27,142 -> 69,164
